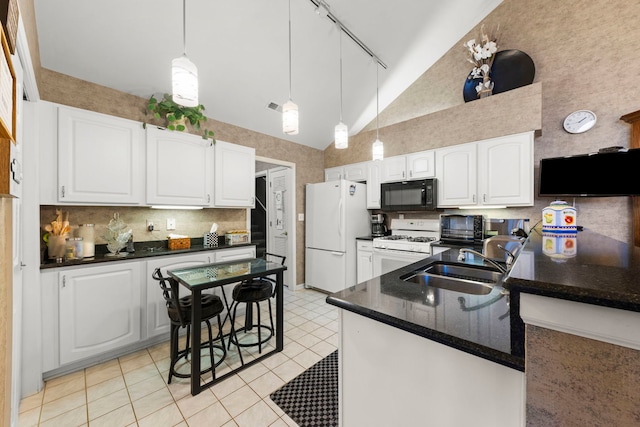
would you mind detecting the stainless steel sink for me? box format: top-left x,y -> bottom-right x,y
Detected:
401,262 -> 504,295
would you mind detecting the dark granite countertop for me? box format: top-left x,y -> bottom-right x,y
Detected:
40,238 -> 255,269
329,227 -> 640,373
356,235 -> 375,241
504,228 -> 640,312
327,249 -> 524,371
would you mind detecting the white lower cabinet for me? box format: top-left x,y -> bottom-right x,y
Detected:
356,240 -> 373,284
145,253 -> 213,339
42,246 -> 256,373
58,262 -> 142,365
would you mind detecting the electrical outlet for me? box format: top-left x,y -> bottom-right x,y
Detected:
146,220 -> 154,232
167,218 -> 176,230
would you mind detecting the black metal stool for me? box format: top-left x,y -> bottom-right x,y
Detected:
152,268 -> 226,384
227,253 -> 285,354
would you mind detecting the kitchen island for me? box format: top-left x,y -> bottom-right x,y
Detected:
327,248 -> 526,426
328,227 -> 640,426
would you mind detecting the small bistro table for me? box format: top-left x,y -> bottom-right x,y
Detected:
168,257 -> 287,395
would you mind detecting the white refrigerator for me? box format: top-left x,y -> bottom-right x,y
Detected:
305,180 -> 369,293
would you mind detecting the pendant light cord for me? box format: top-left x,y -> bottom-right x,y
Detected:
182,0 -> 187,56
288,0 -> 292,101
339,28 -> 343,121
376,61 -> 379,139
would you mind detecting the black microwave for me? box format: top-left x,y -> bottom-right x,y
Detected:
380,179 -> 437,211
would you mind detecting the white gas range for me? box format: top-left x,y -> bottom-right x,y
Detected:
372,218 -> 440,277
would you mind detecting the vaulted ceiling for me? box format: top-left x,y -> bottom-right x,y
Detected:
34,0 -> 502,150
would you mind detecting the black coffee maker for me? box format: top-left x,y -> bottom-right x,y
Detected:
371,213 -> 387,237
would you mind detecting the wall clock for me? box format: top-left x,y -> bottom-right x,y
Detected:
563,110 -> 597,134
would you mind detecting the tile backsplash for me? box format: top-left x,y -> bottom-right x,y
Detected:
40,205 -> 247,245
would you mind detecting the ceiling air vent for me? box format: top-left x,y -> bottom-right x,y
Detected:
267,102 -> 282,113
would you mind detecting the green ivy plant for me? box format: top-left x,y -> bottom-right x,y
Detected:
146,93 -> 216,142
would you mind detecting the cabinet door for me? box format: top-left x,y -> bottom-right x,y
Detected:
356,241 -> 373,284
436,143 -> 477,207
478,132 -> 534,206
214,246 -> 256,263
366,161 -> 382,209
380,155 -> 407,183
145,253 -> 213,339
146,127 -> 213,206
406,150 -> 435,179
324,166 -> 343,182
59,262 -> 141,365
344,162 -> 367,182
214,140 -> 256,207
58,106 -> 144,204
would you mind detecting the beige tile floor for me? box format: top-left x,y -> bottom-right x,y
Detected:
18,287 -> 337,427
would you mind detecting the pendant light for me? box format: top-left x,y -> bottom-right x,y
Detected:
283,0 -> 299,135
334,27 -> 348,149
172,0 -> 198,107
372,61 -> 384,161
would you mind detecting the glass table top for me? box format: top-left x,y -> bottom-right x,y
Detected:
168,258 -> 286,288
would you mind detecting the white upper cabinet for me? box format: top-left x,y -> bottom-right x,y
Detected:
57,106 -> 145,204
325,162 -> 368,182
436,142 -> 477,207
380,150 -> 435,183
406,150 -> 435,179
214,140 -> 255,207
366,161 -> 382,209
436,132 -> 534,208
343,162 -> 367,182
478,132 -> 534,206
146,126 -> 213,206
325,166 -> 343,181
380,155 -> 407,183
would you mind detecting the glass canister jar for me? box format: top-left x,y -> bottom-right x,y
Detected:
76,224 -> 95,258
65,237 -> 84,261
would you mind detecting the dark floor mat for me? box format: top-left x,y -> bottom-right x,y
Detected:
270,350 -> 338,427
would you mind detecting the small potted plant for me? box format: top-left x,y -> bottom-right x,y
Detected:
146,93 -> 216,141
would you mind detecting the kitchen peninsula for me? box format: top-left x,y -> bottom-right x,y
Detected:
328,227 -> 640,426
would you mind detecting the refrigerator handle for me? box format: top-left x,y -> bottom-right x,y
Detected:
330,252 -> 344,256
338,197 -> 343,237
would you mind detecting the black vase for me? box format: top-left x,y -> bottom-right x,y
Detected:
463,49 -> 535,102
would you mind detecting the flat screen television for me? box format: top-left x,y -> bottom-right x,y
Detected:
539,148 -> 640,196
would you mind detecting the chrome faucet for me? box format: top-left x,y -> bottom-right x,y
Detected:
457,248 -> 508,274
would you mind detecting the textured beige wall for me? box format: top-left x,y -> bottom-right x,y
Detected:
38,69 -> 324,285
526,325 -> 640,426
326,0 -> 640,243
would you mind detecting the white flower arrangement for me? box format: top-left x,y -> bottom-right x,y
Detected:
464,24 -> 499,97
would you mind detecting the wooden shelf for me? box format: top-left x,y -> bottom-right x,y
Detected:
620,109 -> 640,246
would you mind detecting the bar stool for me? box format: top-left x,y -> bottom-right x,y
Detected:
227,253 -> 285,354
152,268 -> 226,383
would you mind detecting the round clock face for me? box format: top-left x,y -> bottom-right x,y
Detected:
563,110 -> 597,134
